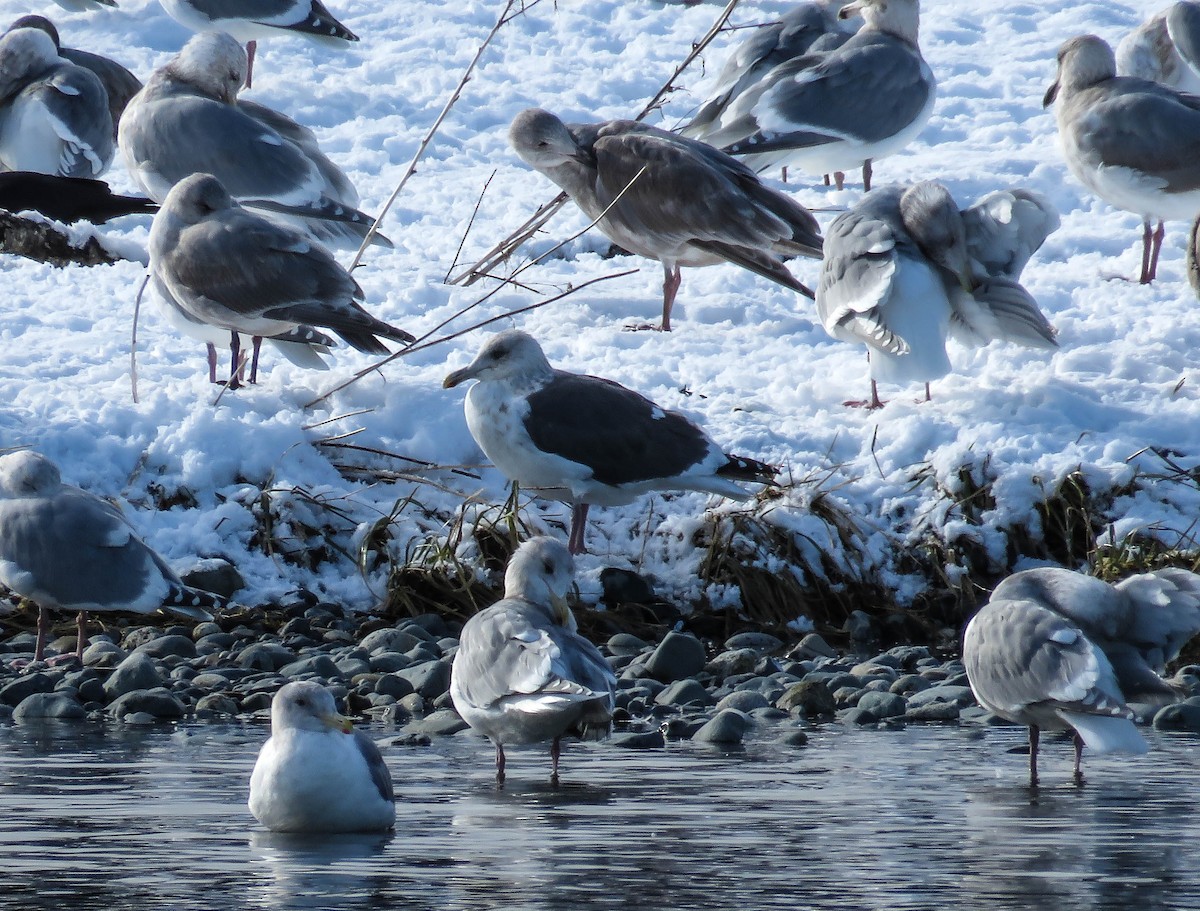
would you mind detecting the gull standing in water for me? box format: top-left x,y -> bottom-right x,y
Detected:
1117,1 -> 1200,93
119,31 -> 386,251
160,0 -> 359,87
250,682 -> 395,833
1045,34 -> 1200,284
450,537 -> 617,785
686,0 -> 934,191
149,173 -> 413,387
0,26 -> 114,177
0,451 -> 220,664
964,566 -> 1200,785
508,107 -> 822,331
443,330 -> 777,554
817,181 -> 1057,408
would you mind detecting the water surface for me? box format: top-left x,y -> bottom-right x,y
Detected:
2,722 -> 1198,910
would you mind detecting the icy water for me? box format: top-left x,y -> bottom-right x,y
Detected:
1,722 -> 1199,911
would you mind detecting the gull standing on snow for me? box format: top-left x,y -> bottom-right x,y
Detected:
443,330 -> 778,554
149,173 -> 413,387
249,682 -> 395,833
687,0 -> 934,191
1045,34 -> 1200,284
816,181 -> 1057,409
450,537 -> 617,785
680,0 -> 858,182
160,0 -> 359,87
6,15 -> 142,141
0,450 -> 221,664
0,26 -> 114,178
964,566 -> 1200,785
508,108 -> 822,331
119,31 -> 385,251
1117,2 -> 1200,93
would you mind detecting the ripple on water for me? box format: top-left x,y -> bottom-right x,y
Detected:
1,722 -> 1200,909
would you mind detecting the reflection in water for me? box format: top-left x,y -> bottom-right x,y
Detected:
1,721 -> 1199,909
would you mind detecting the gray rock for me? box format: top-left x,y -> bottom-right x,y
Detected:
776,680 -> 836,716
705,648 -> 761,679
407,708 -> 469,736
905,684 -> 976,709
716,690 -> 770,713
844,610 -> 876,645
374,674 -> 415,699
134,635 -> 197,659
398,660 -> 452,699
776,728 -> 809,746
609,730 -> 665,749
660,717 -> 706,739
195,694 -> 239,715
82,640 -> 126,667
607,633 -> 650,657
905,701 -> 961,722
749,706 -> 790,723
108,688 -> 185,719
653,678 -> 712,708
887,645 -> 932,668
180,558 -> 244,598
840,706 -> 884,725
12,691 -> 87,720
359,628 -> 423,655
240,692 -> 274,713
890,674 -> 932,695
644,631 -> 706,682
237,642 -> 296,672
1152,701 -> 1200,732
1,673 -> 54,707
335,657 -> 372,678
692,709 -> 750,744
103,652 -> 163,700
856,692 -> 907,719
279,654 -> 341,679
369,653 -> 411,673
788,633 -> 837,660
121,627 -> 165,651
724,632 -> 783,653
851,661 -> 898,681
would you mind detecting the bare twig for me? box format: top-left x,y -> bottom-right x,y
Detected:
445,169 -> 497,283
303,267 -> 636,408
448,0 -> 742,286
347,0 -> 545,271
130,273 -> 149,404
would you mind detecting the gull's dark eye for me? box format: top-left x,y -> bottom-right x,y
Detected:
543,559 -> 554,574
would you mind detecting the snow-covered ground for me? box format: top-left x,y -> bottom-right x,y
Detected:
1,0 -> 1196,626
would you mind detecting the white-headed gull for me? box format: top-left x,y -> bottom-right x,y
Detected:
450,537 -> 617,785
1117,1 -> 1200,94
249,681 -> 395,832
443,330 -> 778,554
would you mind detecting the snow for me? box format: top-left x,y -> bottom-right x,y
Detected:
0,0 -> 1194,623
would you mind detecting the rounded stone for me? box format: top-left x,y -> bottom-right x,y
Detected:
398,660 -> 452,699
134,635 -> 198,659
607,633 -> 650,657
856,691 -> 908,719
359,628 -> 423,655
103,652 -> 163,700
107,687 -> 185,719
653,678 -> 713,708
776,728 -> 810,746
279,654 -> 341,679
1,672 -> 54,707
724,632 -> 783,653
609,730 -> 666,749
776,680 -> 836,716
1152,701 -> 1200,731
716,690 -> 770,713
12,691 -> 87,721
645,631 -> 706,683
692,709 -> 750,744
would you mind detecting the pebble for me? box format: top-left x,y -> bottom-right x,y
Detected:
692,709 -> 750,744
644,631 -> 706,682
13,691 -> 87,720
1152,700 -> 1200,732
103,653 -> 163,700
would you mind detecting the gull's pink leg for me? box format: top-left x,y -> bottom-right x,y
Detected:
249,337 -> 263,385
494,742 -> 506,787
245,40 -> 257,89
1028,725 -> 1040,787
550,736 -> 562,787
568,503 -> 590,554
862,159 -> 873,192
206,343 -> 218,384
661,263 -> 682,331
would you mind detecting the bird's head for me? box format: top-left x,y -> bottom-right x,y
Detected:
271,682 -> 354,735
509,108 -> 590,171
504,537 -> 577,628
442,329 -> 554,389
1045,35 -> 1115,107
169,31 -> 247,103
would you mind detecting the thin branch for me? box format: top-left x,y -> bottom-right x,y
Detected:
347,0 -> 544,271
444,169 -> 497,283
130,273 -> 149,403
448,0 -> 742,286
302,267 -> 637,409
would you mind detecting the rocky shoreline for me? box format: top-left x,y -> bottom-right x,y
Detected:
4,597 -> 1200,746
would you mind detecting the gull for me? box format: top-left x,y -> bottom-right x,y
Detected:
149,274 -> 334,385
160,0 -> 359,87
443,330 -> 777,554
686,0 -> 935,191
249,682 -> 395,833
149,173 -> 413,387
1045,34 -> 1200,284
450,537 -> 617,785
1117,2 -> 1200,93
0,26 -> 114,178
6,14 -> 142,141
680,0 -> 858,182
0,450 -> 221,665
816,181 -> 1057,409
964,566 -> 1200,785
0,171 -> 155,223
508,107 -> 822,331
119,31 -> 386,251
51,1 -> 117,11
